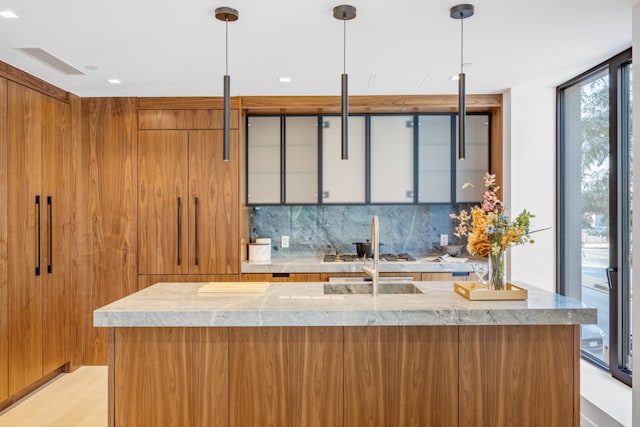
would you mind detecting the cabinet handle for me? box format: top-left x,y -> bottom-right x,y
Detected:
35,195 -> 41,276
177,197 -> 182,266
47,196 -> 52,274
194,197 -> 199,266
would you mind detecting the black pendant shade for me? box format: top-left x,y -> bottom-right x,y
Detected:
215,7 -> 239,162
334,5 -> 356,160
450,4 -> 474,160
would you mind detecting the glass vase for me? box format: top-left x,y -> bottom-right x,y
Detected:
487,250 -> 506,290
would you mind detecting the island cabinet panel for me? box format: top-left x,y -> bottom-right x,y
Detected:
112,327 -> 228,427
344,326 -> 458,427
7,82 -> 72,395
229,327 -> 343,427
459,325 -> 578,427
137,129 -> 239,275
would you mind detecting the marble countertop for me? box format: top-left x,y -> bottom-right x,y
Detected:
94,281 -> 596,328
242,255 -> 486,273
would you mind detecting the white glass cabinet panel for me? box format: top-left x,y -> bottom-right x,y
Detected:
456,114 -> 489,202
285,117 -> 318,203
247,116 -> 280,204
322,116 -> 366,203
370,116 -> 414,203
418,115 -> 451,202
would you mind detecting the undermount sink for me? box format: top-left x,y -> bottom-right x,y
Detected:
324,278 -> 423,295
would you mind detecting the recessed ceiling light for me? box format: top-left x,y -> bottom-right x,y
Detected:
85,65 -> 99,71
278,77 -> 291,83
0,10 -> 19,19
107,78 -> 121,85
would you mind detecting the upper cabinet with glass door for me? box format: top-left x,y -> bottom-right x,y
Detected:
418,115 -> 452,203
455,114 -> 490,202
247,116 -> 280,204
285,116 -> 318,204
370,115 -> 415,203
322,116 -> 366,203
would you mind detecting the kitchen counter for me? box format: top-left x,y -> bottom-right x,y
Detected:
98,281 -> 594,426
241,255 -> 485,273
93,280 -> 596,327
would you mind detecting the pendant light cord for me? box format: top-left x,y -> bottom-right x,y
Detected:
343,16 -> 347,74
460,15 -> 464,74
225,17 -> 229,75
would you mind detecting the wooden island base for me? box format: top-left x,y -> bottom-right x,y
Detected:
109,325 -> 579,427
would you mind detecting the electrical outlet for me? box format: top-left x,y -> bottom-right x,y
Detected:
440,234 -> 449,246
281,236 -> 289,248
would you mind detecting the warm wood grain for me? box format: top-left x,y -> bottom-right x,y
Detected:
137,97 -> 240,110
242,94 -> 503,114
229,327 -> 343,427
459,325 -> 576,427
80,98 -> 138,365
7,82 -> 44,395
238,111 -> 250,263
114,327 -> 228,427
242,273 -> 321,282
573,325 -> 580,427
422,272 -> 454,281
137,274 -> 241,289
137,130 -> 189,274
344,326 -> 458,427
68,94 -> 82,372
189,130 -> 239,274
489,106 -> 504,199
0,77 -> 8,402
0,60 -> 69,103
138,109 -> 239,130
41,94 -> 72,375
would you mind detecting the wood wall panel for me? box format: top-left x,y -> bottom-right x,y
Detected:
114,327 -> 228,427
138,109 -> 239,130
459,325 -> 576,427
0,60 -> 68,103
229,327 -> 343,427
0,77 -> 8,402
80,98 -> 137,365
343,326 -> 458,427
137,97 -> 240,110
137,274 -> 241,290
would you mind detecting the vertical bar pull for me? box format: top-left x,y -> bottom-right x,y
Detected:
194,197 -> 199,266
35,195 -> 41,276
177,197 -> 182,266
47,196 -> 52,274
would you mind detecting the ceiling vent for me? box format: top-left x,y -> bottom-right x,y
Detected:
15,47 -> 85,75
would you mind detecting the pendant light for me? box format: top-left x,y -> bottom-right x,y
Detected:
450,4 -> 474,160
215,6 -> 239,162
333,5 -> 356,160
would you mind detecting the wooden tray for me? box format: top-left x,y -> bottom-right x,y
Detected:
453,281 -> 528,300
198,282 -> 269,293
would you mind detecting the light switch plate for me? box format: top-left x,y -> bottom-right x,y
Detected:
281,236 -> 289,248
440,234 -> 448,246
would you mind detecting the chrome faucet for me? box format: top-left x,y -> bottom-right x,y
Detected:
362,216 -> 379,297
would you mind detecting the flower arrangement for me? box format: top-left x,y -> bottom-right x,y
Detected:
449,173 -> 535,289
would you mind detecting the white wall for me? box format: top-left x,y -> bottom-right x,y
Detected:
504,86 -> 557,292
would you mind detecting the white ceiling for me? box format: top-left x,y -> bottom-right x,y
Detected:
0,0 -> 633,97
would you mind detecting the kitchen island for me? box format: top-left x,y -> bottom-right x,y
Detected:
95,281 -> 596,427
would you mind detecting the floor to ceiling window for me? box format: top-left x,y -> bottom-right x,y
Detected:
558,48 -> 632,386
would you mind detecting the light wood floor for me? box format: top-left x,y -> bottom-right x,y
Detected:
0,366 -> 107,427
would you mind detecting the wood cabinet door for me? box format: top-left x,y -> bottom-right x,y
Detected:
188,130 -> 238,274
7,82 -> 44,395
0,77 -> 8,402
41,95 -> 71,374
138,131 -> 189,274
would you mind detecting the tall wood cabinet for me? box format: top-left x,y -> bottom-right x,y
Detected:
6,82 -> 71,395
0,78 -> 8,403
137,108 -> 240,280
